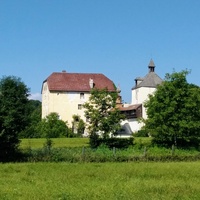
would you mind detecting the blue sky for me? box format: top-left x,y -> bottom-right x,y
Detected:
1,0 -> 200,102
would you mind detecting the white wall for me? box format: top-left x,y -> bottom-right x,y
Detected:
120,118 -> 143,133
42,82 -> 49,119
132,87 -> 156,119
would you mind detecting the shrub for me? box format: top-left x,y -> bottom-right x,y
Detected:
134,129 -> 149,137
90,135 -> 134,149
152,136 -> 200,149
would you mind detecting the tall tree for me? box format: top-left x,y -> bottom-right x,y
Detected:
0,76 -> 30,161
83,88 -> 124,139
144,70 -> 200,148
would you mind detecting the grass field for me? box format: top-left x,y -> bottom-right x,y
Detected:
19,138 -> 200,163
0,162 -> 200,199
20,138 -> 90,149
20,137 -> 151,149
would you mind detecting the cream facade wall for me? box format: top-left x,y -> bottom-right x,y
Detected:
42,82 -> 90,125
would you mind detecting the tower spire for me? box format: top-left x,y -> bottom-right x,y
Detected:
148,59 -> 155,72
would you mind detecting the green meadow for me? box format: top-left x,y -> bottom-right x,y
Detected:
20,138 -> 89,149
0,162 -> 200,200
20,137 -> 152,149
20,137 -> 151,149
1,138 -> 200,199
19,138 -> 200,163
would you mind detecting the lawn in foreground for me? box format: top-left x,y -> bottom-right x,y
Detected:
0,162 -> 200,200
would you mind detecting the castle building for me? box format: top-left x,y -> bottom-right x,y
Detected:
42,72 -> 116,126
42,59 -> 162,136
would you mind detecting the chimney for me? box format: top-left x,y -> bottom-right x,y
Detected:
89,78 -> 94,88
62,70 -> 66,73
135,79 -> 138,86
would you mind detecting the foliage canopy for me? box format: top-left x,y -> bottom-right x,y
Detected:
144,70 -> 200,148
20,100 -> 42,138
83,88 -> 124,140
0,76 -> 30,161
72,115 -> 85,137
37,112 -> 69,138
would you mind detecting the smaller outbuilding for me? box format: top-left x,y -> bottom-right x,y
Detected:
119,59 -> 163,135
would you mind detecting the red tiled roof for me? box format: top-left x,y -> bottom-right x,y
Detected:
44,72 -> 116,92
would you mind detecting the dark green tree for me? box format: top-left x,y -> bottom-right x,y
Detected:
20,100 -> 41,138
0,76 -> 30,161
144,70 -> 200,148
37,112 -> 69,138
83,88 -> 124,139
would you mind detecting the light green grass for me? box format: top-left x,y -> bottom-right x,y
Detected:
20,137 -> 150,149
20,138 -> 200,162
134,137 -> 152,145
0,162 -> 200,199
20,138 -> 89,149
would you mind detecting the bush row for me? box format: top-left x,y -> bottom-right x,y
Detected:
20,146 -> 200,163
89,136 -> 134,149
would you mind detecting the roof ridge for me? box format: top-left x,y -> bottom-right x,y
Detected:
52,72 -> 103,75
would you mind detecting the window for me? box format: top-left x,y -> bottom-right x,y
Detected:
136,89 -> 138,100
80,93 -> 84,99
78,104 -> 82,110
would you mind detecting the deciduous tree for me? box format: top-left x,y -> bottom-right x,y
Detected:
83,88 -> 124,139
144,70 -> 200,148
37,112 -> 69,138
19,100 -> 41,138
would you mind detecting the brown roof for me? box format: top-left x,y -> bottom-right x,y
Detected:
44,72 -> 116,92
119,104 -> 142,111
